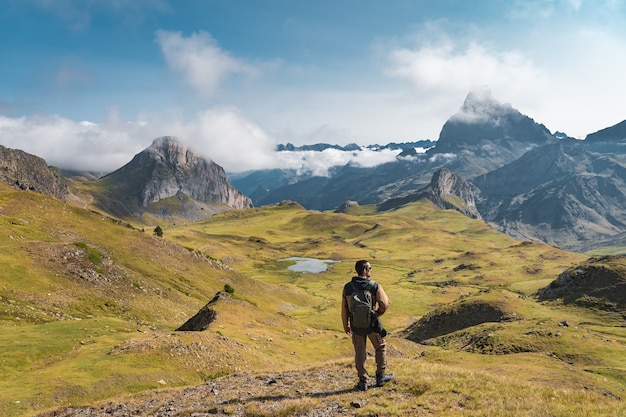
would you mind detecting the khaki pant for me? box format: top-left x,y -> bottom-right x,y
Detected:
351,332 -> 386,379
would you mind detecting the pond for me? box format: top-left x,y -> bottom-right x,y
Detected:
280,257 -> 339,274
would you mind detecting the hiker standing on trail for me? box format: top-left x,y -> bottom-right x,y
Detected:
341,259 -> 394,391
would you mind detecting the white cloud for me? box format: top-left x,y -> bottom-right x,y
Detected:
155,30 -> 256,95
449,86 -> 517,124
180,107 -> 279,171
0,107 -> 406,175
386,36 -> 544,101
0,112 -> 153,172
380,18 -> 626,138
275,148 -> 401,177
0,107 -> 279,173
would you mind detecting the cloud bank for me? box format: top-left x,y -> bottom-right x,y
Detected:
0,110 -> 405,175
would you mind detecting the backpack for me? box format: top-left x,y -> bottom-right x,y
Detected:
349,281 -> 378,335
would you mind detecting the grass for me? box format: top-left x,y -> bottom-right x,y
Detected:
2,183 -> 625,416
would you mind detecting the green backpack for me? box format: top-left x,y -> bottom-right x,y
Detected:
350,281 -> 378,335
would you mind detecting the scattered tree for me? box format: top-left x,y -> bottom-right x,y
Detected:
153,225 -> 163,237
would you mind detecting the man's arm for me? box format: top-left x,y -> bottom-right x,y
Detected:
341,291 -> 351,335
375,284 -> 390,316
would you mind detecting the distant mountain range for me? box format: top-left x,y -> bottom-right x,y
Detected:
231,88 -> 626,252
1,88 -> 626,252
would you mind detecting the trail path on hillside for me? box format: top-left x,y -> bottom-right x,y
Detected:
36,367 -> 400,417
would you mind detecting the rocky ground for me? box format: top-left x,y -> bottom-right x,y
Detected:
34,367 -> 396,417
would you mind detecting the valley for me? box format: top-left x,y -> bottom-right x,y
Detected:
2,183 -> 626,416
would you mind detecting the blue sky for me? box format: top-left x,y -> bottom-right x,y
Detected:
1,0 -> 626,173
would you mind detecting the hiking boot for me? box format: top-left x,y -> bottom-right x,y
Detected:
376,373 -> 394,387
357,377 -> 367,391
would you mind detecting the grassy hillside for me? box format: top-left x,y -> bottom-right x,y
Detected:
2,185 -> 626,416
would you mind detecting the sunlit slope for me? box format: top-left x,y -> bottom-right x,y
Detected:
163,200 -> 626,413
5,184 -> 626,417
0,185 -> 316,417
166,200 -> 588,332
161,200 -> 626,414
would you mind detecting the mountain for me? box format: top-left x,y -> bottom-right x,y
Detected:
229,89 -> 626,253
229,140 -> 437,203
275,140 -> 436,152
585,119 -> 626,143
239,88 -> 559,211
236,88 -> 559,211
92,136 -> 252,221
4,89 -> 626,253
429,86 -> 557,178
471,139 -> 626,251
0,144 -> 67,200
377,168 -> 480,218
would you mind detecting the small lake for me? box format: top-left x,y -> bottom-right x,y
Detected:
280,257 -> 339,274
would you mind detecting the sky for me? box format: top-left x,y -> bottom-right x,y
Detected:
1,0 -> 626,174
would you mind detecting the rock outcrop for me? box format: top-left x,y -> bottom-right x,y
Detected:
0,144 -> 67,200
95,136 -> 252,219
377,168 -> 480,219
536,255 -> 626,312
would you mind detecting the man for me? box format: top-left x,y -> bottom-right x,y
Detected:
341,260 -> 394,391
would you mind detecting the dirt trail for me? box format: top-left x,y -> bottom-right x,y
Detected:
35,367 -> 396,417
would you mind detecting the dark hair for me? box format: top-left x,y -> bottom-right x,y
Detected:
355,260 -> 369,276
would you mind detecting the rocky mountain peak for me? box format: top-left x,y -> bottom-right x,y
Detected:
147,136 -> 195,165
377,168 -> 480,219
433,88 -> 556,164
454,85 -> 515,123
0,144 -> 67,200
96,136 -> 252,220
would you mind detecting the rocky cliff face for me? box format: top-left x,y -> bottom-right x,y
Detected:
472,141 -> 626,251
0,144 -> 67,200
428,168 -> 481,218
377,168 -> 480,219
96,136 -> 252,219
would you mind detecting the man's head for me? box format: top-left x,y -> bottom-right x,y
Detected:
355,260 -> 372,277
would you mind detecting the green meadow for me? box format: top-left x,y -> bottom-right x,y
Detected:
1,183 -> 626,416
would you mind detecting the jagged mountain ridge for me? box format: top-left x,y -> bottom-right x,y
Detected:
472,140 -> 626,251
235,88 -> 560,210
378,168 -> 480,218
3,89 -> 626,252
231,89 -> 626,252
93,136 -> 252,220
438,87 -> 555,149
585,119 -> 626,143
428,88 -> 557,185
0,144 -> 67,200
